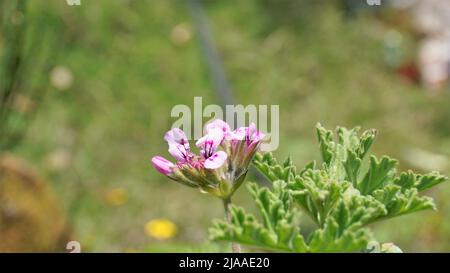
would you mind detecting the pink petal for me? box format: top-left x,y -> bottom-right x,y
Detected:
204,151 -> 227,169
206,119 -> 231,135
168,142 -> 191,161
195,134 -> 208,148
164,128 -> 189,148
247,123 -> 265,142
230,127 -> 247,141
152,156 -> 174,175
196,127 -> 224,150
247,123 -> 257,139
207,127 -> 225,149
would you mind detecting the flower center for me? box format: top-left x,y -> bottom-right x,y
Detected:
204,140 -> 215,158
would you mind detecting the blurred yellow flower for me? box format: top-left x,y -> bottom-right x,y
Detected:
145,219 -> 177,240
105,188 -> 128,207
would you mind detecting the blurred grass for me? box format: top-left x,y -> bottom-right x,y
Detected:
4,0 -> 450,252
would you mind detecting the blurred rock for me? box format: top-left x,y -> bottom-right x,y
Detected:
0,154 -> 72,252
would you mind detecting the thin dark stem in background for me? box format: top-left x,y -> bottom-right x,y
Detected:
188,0 -> 269,187
188,0 -> 235,109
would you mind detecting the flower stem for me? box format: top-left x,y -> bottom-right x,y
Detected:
223,197 -> 241,253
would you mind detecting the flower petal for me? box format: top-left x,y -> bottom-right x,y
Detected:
207,127 -> 225,149
164,128 -> 189,149
230,127 -> 247,141
204,151 -> 228,169
168,143 -> 191,161
247,123 -> 265,142
152,156 -> 175,175
195,134 -> 208,148
206,119 -> 231,135
196,127 -> 224,150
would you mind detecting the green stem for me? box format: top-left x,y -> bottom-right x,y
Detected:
223,197 -> 241,253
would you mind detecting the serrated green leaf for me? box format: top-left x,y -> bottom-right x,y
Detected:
308,218 -> 371,253
316,123 -> 334,165
394,171 -> 416,189
416,172 -> 447,192
211,125 -> 446,253
343,150 -> 362,187
356,129 -> 377,159
358,156 -> 398,195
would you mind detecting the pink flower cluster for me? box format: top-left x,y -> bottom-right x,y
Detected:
152,119 -> 265,198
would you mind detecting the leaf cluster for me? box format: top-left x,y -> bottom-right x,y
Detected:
209,124 -> 447,252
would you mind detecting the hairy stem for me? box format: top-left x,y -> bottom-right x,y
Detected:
223,197 -> 241,253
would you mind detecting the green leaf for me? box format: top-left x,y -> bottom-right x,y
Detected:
372,185 -> 436,221
394,171 -> 416,189
358,156 -> 398,195
253,152 -> 296,183
210,182 -> 308,252
416,172 -> 447,192
337,126 -> 360,152
356,129 -> 377,159
316,123 -> 334,165
343,150 -> 362,187
308,218 -> 371,253
212,124 -> 447,253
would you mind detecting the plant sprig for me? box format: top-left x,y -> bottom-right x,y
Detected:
209,124 -> 447,252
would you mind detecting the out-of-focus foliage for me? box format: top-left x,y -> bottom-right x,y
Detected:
209,125 -> 446,252
0,0 -> 59,150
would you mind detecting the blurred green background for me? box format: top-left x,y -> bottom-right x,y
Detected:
1,0 -> 450,252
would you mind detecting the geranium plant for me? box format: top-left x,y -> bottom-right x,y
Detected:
152,119 -> 265,252
209,124 -> 447,252
153,120 -> 446,253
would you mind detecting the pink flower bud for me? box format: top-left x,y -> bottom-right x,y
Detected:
152,156 -> 175,175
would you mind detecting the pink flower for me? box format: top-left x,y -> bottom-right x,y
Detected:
230,127 -> 246,141
247,123 -> 265,143
205,119 -> 231,135
152,156 -> 175,175
168,142 -> 192,162
196,127 -> 227,169
151,119 -> 266,199
164,128 -> 190,149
